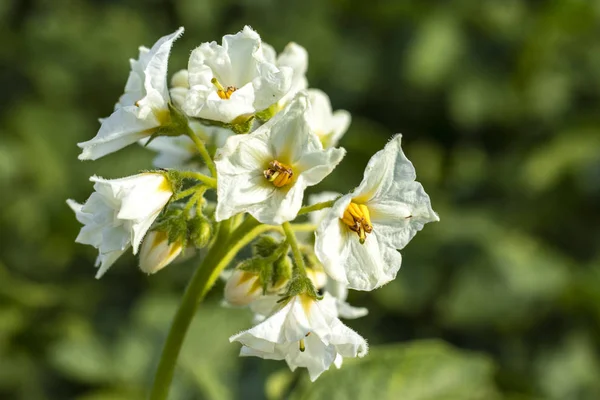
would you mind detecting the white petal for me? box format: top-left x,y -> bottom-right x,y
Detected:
115,174 -> 172,221
334,353 -> 343,369
77,107 -> 157,160
328,110 -> 351,147
295,147 -> 346,186
224,26 -> 262,86
269,93 -> 320,164
239,345 -> 285,361
368,181 -> 438,250
285,334 -> 337,382
245,175 -> 304,224
139,27 -> 184,105
343,230 -> 403,291
328,318 -> 368,358
314,194 -> 353,285
277,42 -> 308,81
130,209 -> 163,254
95,247 -> 128,279
307,191 -> 342,226
351,134 -> 418,204
336,301 -> 369,320
170,69 -> 189,88
253,63 -> 293,111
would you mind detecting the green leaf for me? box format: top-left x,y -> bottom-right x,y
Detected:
290,340 -> 499,400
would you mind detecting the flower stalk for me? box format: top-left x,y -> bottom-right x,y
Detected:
149,216 -> 269,400
186,125 -> 218,178
282,221 -> 308,276
298,199 -> 335,216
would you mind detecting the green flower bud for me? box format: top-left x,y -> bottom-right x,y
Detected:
189,214 -> 212,248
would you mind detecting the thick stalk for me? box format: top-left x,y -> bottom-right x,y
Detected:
149,217 -> 265,400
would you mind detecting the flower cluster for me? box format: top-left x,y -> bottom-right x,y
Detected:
68,26 -> 438,382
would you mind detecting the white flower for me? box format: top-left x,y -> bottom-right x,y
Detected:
214,93 -> 345,225
139,230 -> 183,274
263,42 -> 309,107
230,293 -> 368,381
183,26 -> 293,124
78,28 -> 184,160
308,192 -> 368,318
307,89 -> 351,148
314,135 -> 439,291
67,173 -> 173,278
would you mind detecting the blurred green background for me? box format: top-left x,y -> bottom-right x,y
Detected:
2,0 -> 600,399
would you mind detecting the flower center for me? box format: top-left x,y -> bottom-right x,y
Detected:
341,202 -> 373,244
264,160 -> 294,188
211,77 -> 237,100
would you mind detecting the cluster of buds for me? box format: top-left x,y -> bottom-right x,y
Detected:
68,26 -> 438,381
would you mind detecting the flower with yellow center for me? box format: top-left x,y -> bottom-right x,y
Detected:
183,26 -> 293,124
214,93 -> 345,225
78,27 -> 184,160
230,293 -> 368,381
307,192 -> 369,319
314,135 -> 439,291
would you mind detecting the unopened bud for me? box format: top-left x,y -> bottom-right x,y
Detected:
272,256 -> 292,290
190,215 -> 212,248
139,231 -> 183,274
224,269 -> 262,306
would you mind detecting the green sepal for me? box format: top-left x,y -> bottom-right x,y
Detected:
144,102 -> 191,145
281,274 -> 319,300
194,114 -> 255,134
238,239 -> 291,295
162,169 -> 184,194
151,207 -> 188,249
237,258 -> 265,274
273,256 -> 293,289
255,103 -> 280,123
252,235 -> 280,257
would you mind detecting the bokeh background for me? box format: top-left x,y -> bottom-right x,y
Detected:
2,0 -> 600,399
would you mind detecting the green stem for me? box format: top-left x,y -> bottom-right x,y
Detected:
281,221 -> 307,276
289,223 -> 317,232
149,216 -> 265,400
297,200 -> 335,216
173,184 -> 204,200
179,171 -> 217,189
186,126 -> 217,178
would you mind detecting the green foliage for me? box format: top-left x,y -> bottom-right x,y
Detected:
287,341 -> 499,400
1,0 -> 599,399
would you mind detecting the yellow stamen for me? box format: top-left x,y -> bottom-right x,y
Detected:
341,202 -> 373,244
264,160 -> 293,188
211,77 -> 236,100
299,338 -> 306,352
